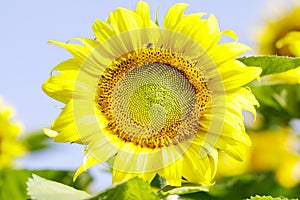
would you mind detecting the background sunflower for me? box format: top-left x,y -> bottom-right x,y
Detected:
256,1 -> 300,57
0,97 -> 25,168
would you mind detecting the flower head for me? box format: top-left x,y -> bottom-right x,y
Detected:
255,2 -> 300,85
0,97 -> 25,168
257,3 -> 300,57
43,1 -> 261,186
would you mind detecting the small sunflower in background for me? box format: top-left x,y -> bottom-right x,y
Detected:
43,1 -> 261,186
217,128 -> 300,188
0,97 -> 25,168
256,1 -> 300,57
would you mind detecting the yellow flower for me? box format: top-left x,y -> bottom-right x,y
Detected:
0,97 -> 25,168
255,3 -> 300,85
216,146 -> 251,178
257,4 -> 300,57
217,128 -> 300,188
260,66 -> 300,85
43,1 -> 261,186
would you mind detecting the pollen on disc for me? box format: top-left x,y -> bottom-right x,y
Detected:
111,63 -> 198,144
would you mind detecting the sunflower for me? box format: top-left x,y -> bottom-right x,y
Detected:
257,3 -> 300,57
217,128 -> 300,188
43,1 -> 261,186
0,97 -> 25,168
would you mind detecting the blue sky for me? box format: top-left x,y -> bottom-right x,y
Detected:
1,0 -> 269,191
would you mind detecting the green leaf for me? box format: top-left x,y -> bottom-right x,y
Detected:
0,168 -> 92,200
159,183 -> 208,196
247,195 -> 291,200
22,130 -> 51,151
237,55 -> 300,129
250,84 -> 300,130
89,177 -> 160,200
238,56 -> 300,76
150,174 -> 162,189
27,174 -> 91,200
178,172 -> 300,200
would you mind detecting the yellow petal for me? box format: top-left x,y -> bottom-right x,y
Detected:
222,29 -> 238,40
49,40 -> 91,65
43,128 -> 58,137
210,42 -> 251,65
42,59 -> 78,104
216,150 -> 250,177
51,101 -> 82,143
112,144 -> 145,172
205,15 -> 220,45
171,13 -> 221,51
74,154 -> 99,181
217,60 -> 262,91
42,74 -> 75,104
212,128 -> 250,161
135,1 -> 152,27
164,3 -> 188,29
207,148 -> 218,179
173,13 -> 207,34
92,19 -> 115,43
107,8 -> 143,33
200,99 -> 245,136
74,141 -> 119,180
112,169 -> 156,183
200,99 -> 252,147
52,58 -> 79,73
68,38 -> 99,51
53,121 -> 81,144
195,15 -> 222,50
182,147 -> 214,186
222,142 -> 248,161
159,156 -> 183,186
229,87 -> 259,120
112,170 -> 137,183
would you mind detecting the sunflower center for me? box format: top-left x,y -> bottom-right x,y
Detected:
129,82 -> 181,127
96,48 -> 210,149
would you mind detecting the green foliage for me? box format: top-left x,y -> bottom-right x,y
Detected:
150,174 -> 162,189
0,168 -> 92,200
158,183 -> 208,197
89,177 -> 160,200
238,56 -> 300,76
25,173 -> 299,200
26,175 -> 208,200
22,130 -> 51,151
27,174 -> 91,200
250,85 -> 300,129
178,172 -> 300,200
238,56 -> 300,129
247,195 -> 291,200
